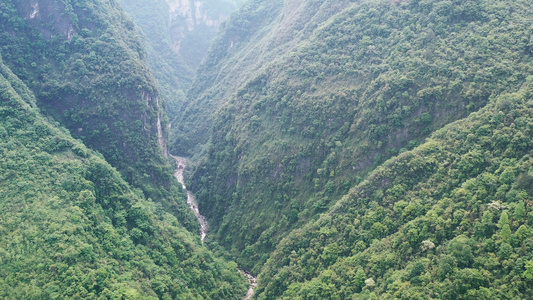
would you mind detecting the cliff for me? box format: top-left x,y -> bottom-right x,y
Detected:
120,0 -> 241,119
0,0 -> 186,213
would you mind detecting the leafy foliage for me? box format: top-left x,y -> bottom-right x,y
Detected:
255,83 -> 533,299
0,56 -> 247,299
0,0 -> 184,215
182,0 -> 533,277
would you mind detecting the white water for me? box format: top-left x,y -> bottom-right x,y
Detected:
172,155 -> 208,244
239,269 -> 257,300
172,155 -> 257,299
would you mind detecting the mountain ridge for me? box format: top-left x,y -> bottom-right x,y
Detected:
256,81 -> 533,298
0,0 -> 188,217
179,0 -> 533,278
3,0 -> 533,298
0,1 -> 249,298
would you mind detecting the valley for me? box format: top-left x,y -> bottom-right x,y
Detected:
173,155 -> 257,299
2,0 -> 533,299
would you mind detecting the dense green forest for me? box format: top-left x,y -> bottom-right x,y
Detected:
4,0 -> 533,298
256,83 -> 533,299
180,0 -> 533,278
162,0 -> 533,298
0,0 -> 249,299
0,0 -> 183,212
0,56 -> 247,299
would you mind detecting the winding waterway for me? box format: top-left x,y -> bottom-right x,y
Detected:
171,155 -> 257,299
172,155 -> 208,243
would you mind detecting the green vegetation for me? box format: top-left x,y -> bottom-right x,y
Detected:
181,0 -> 533,281
0,56 -> 247,299
256,83 -> 533,298
119,0 -> 193,119
4,0 -> 533,298
0,0 -> 182,213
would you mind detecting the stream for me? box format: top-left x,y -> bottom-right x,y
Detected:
172,155 -> 208,243
239,269 -> 257,300
171,155 -> 257,299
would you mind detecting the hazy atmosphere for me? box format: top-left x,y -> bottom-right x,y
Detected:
1,0 -> 533,299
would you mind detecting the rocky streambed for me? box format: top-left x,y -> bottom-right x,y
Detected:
172,155 -> 208,243
172,155 -> 257,299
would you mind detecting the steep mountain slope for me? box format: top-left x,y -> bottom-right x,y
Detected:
119,0 -> 242,118
181,0 -> 533,274
256,82 -> 533,299
172,0 -> 352,155
0,0 -> 181,213
0,56 -> 247,299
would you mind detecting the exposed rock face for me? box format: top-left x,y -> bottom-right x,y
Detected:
142,90 -> 168,158
17,0 -> 75,39
166,0 -> 236,68
119,0 -> 241,122
168,0 -> 224,37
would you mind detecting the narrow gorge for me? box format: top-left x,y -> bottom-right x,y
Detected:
172,155 -> 257,299
3,0 -> 533,298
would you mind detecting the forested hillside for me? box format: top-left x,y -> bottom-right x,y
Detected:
4,0 -> 533,298
0,0 -> 251,299
0,0 -> 181,212
256,83 -> 533,299
171,0 -> 350,155
178,0 -> 533,281
0,56 -> 247,299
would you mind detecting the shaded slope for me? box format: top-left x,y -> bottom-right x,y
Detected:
171,0 -> 352,155
184,0 -> 533,272
0,56 -> 247,299
256,82 -> 533,299
0,0 -> 181,213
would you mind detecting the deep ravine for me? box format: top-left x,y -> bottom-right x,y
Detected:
171,155 -> 257,299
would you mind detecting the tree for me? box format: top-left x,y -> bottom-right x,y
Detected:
498,211 -> 509,229
500,224 -> 512,243
438,255 -> 457,280
321,242 -> 340,266
497,243 -> 513,260
524,260 -> 533,281
448,236 -> 474,268
410,261 -> 425,279
514,201 -> 526,221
